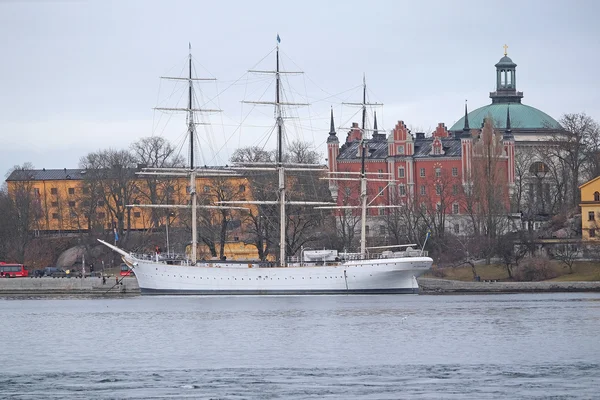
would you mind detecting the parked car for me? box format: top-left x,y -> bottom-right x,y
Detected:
43,267 -> 65,277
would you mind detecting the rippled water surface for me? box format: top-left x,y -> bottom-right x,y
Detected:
1,293 -> 599,399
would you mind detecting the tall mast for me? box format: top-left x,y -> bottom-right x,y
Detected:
188,44 -> 198,264
154,43 -> 221,264
241,36 -> 309,266
275,43 -> 287,266
359,75 -> 368,256
341,75 -> 381,257
188,43 -> 194,170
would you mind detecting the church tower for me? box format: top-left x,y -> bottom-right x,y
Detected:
490,45 -> 523,104
460,102 -> 473,185
327,108 -> 340,200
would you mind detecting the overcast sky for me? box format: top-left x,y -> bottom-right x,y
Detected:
1,0 -> 599,177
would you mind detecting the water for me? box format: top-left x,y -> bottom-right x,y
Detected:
1,293 -> 599,399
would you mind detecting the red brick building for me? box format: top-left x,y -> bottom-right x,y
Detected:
326,106 -> 516,240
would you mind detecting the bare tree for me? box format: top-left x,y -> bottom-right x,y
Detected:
3,163 -> 43,262
196,176 -> 244,259
79,149 -> 139,244
463,119 -> 511,263
230,146 -> 275,163
549,113 -> 600,208
130,136 -> 184,230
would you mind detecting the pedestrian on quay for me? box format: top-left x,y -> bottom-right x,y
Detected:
116,276 -> 119,285
102,275 -> 106,285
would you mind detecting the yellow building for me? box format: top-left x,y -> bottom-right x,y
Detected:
5,167 -> 251,235
579,176 -> 600,240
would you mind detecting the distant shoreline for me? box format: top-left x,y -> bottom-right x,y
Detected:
417,278 -> 600,294
1,277 -> 599,296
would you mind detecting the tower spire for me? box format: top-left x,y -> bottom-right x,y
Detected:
504,104 -> 514,140
373,111 -> 378,134
329,107 -> 336,135
462,101 -> 470,133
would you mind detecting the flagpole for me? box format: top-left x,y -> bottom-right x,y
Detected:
421,230 -> 430,256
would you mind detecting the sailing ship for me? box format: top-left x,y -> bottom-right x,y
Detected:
99,40 -> 433,295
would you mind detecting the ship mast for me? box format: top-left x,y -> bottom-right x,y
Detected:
154,43 -> 220,264
340,75 -> 380,257
275,43 -> 286,266
359,76 -> 368,256
239,37 -> 312,266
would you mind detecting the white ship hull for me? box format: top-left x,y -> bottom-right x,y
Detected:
126,255 -> 432,295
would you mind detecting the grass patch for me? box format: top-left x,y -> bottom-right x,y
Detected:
426,261 -> 600,282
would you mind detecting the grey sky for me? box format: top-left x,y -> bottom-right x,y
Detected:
1,0 -> 599,177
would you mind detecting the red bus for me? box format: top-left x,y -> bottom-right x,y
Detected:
0,262 -> 29,278
120,264 -> 134,276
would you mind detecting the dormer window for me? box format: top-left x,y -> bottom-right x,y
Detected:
594,191 -> 600,202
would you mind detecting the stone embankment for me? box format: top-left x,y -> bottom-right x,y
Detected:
417,278 -> 600,294
0,276 -> 140,296
1,277 -> 599,296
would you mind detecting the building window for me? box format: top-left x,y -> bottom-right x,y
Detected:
365,225 -> 370,234
51,201 -> 58,207
397,146 -> 404,154
68,188 -> 75,195
378,187 -> 384,196
134,212 -> 141,218
436,185 -> 442,196
68,201 -> 75,207
204,185 -> 210,193
399,185 -> 406,196
345,187 -> 351,197
595,192 -> 600,202
51,188 -> 58,195
52,213 -> 59,219
453,185 -> 459,195
82,187 -> 89,195
379,225 -> 386,235
97,212 -> 105,219
378,169 -> 383,178
239,184 -> 246,193
452,167 -> 458,177
436,203 -> 441,211
420,185 -> 426,196
133,199 -> 140,205
453,203 -> 459,214
453,224 -> 460,234
590,229 -> 596,238
70,210 -> 77,218
379,208 -> 385,216
589,211 -> 595,221
398,167 -> 405,178
97,200 -> 104,207
420,168 -> 425,177
435,167 -> 441,178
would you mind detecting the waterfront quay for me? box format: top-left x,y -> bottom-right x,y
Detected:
0,276 -> 139,296
1,276 -> 600,295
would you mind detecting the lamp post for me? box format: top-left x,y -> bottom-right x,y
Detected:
534,162 -> 548,214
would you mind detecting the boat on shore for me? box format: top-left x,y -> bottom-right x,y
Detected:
99,39 -> 433,295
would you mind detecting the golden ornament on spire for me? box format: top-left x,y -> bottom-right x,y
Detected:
503,44 -> 508,56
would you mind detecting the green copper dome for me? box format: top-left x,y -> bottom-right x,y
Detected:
450,103 -> 561,131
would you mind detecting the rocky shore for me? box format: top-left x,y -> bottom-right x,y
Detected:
1,276 -> 599,296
